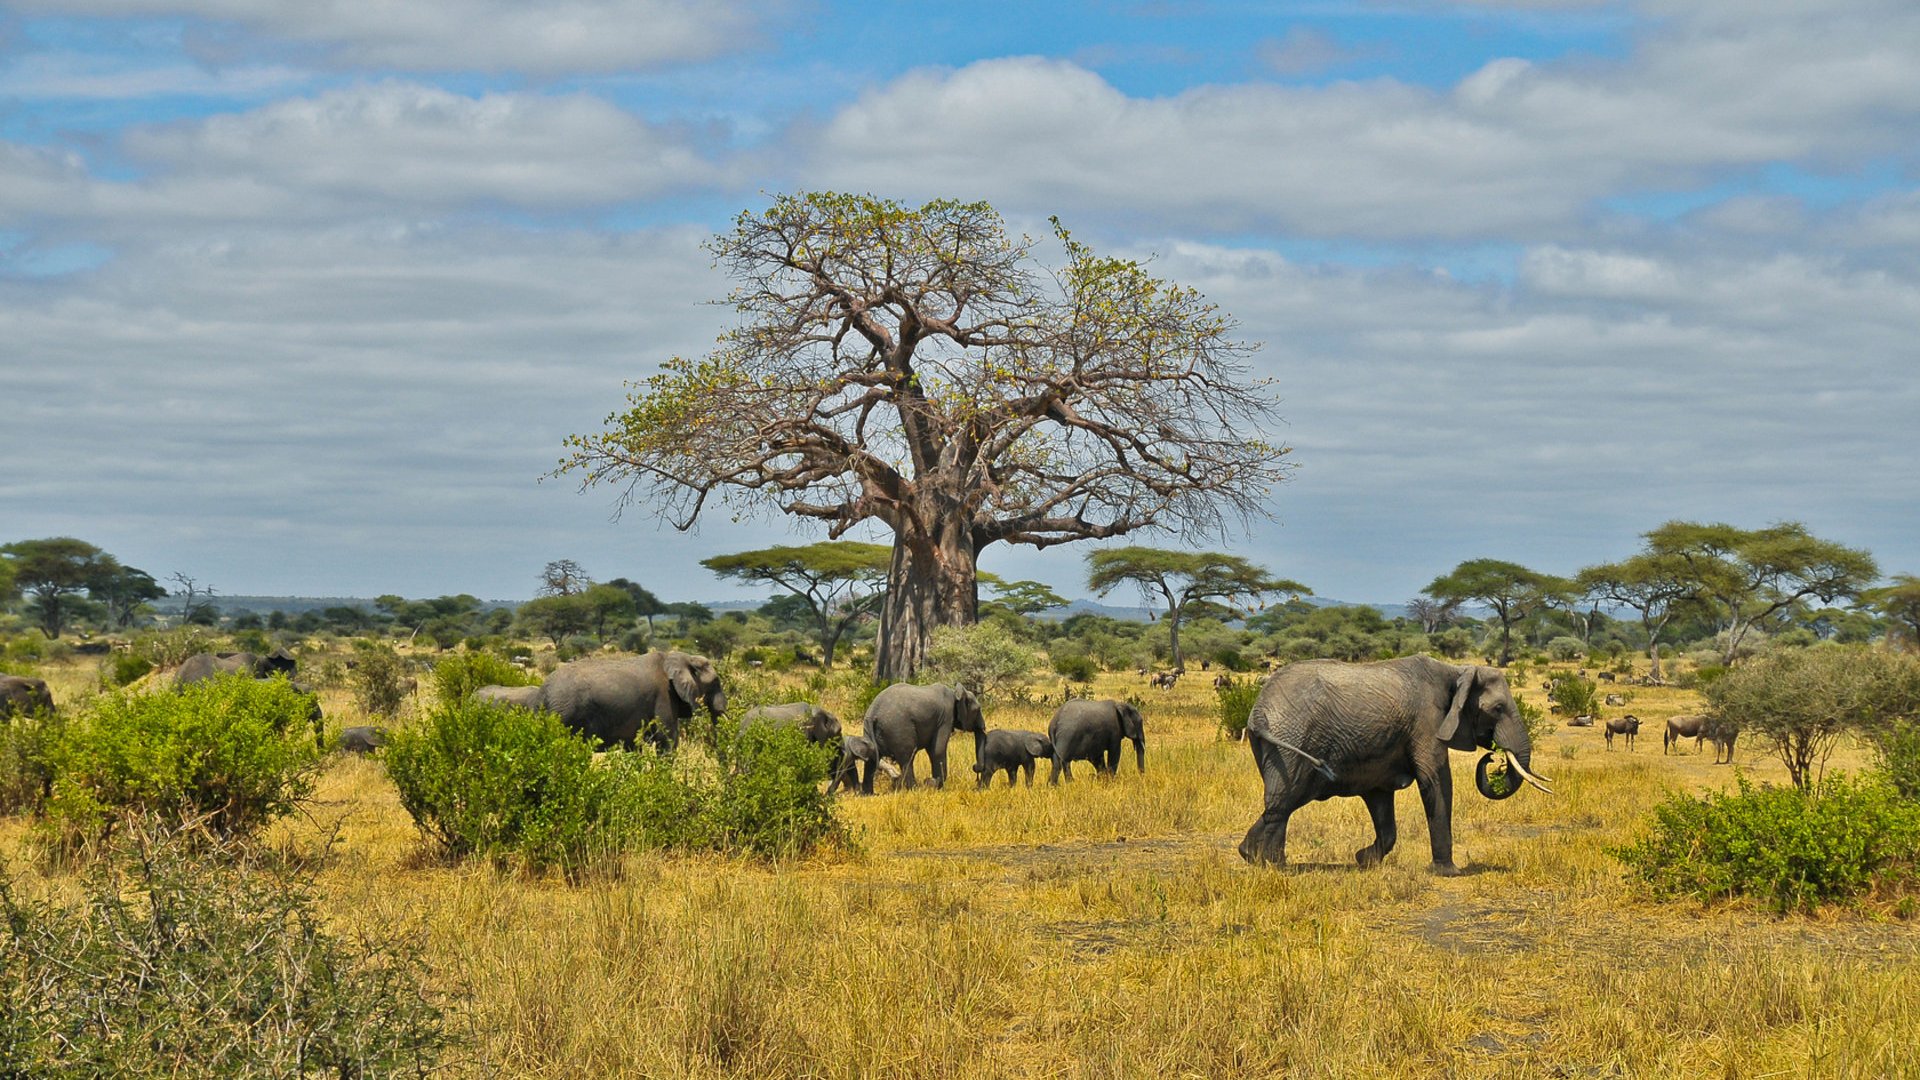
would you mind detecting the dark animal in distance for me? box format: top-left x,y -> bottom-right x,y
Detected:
1603,715 -> 1642,751
337,726 -> 388,753
0,676 -> 55,720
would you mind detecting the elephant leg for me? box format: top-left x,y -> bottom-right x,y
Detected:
1416,765 -> 1458,875
1238,738 -> 1299,866
1356,790 -> 1397,867
898,753 -> 918,790
859,760 -> 875,795
929,730 -> 952,789
1021,761 -> 1034,787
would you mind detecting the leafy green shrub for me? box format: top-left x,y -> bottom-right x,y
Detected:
1216,680 -> 1262,741
924,621 -> 1039,703
430,648 -> 535,705
1546,636 -> 1585,662
1614,774 -> 1920,913
1516,694 -> 1552,747
350,642 -> 411,720
1212,647 -> 1252,673
703,721 -> 843,858
0,822 -> 452,1075
1707,646 -> 1920,790
1052,650 -> 1098,683
385,698 -> 621,874
129,627 -> 210,669
47,676 -> 324,843
1869,720 -> 1920,802
1549,672 -> 1600,718
102,653 -> 152,688
0,712 -> 66,815
4,637 -> 46,663
1430,627 -> 1473,659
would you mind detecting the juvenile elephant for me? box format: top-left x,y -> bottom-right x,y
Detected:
740,702 -> 842,744
475,684 -> 545,709
175,648 -> 298,687
1603,715 -> 1641,751
539,650 -> 726,751
972,729 -> 1054,789
827,734 -> 901,795
1663,714 -> 1708,754
1047,699 -> 1145,783
0,675 -> 54,720
862,683 -> 983,790
1239,657 -> 1552,875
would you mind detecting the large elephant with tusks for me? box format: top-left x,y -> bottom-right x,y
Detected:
1239,657 -> 1553,875
537,650 -> 726,751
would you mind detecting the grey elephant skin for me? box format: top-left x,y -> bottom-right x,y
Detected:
973,729 -> 1054,789
1047,699 -> 1146,783
862,683 -> 983,790
1239,657 -> 1553,875
537,650 -> 727,751
174,649 -> 298,687
475,684 -> 545,709
0,676 -> 54,720
740,702 -> 842,744
337,725 -> 389,753
828,734 -> 900,795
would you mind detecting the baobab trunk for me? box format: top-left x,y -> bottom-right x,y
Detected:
872,518 -> 978,682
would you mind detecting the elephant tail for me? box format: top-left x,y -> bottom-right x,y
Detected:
1272,738 -> 1338,783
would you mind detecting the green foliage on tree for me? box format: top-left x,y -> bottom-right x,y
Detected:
88,564 -> 166,631
559,193 -> 1291,681
985,578 -> 1069,618
1088,547 -> 1307,668
923,621 -> 1042,703
1707,645 -> 1920,790
1578,551 -> 1703,681
516,593 -> 595,647
1864,574 -> 1920,649
1425,559 -> 1561,666
1648,521 -> 1879,666
702,542 -> 889,667
1,538 -> 116,639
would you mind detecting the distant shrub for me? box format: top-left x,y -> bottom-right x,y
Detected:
350,642 -> 411,720
1212,647 -> 1253,673
924,621 -> 1039,703
1516,694 -> 1553,748
129,627 -> 210,670
703,721 -> 843,859
48,675 -> 324,842
1615,774 -> 1920,913
231,628 -> 272,654
1431,628 -> 1473,659
0,822 -> 452,1075
4,637 -> 45,663
102,653 -> 152,688
1712,646 -> 1920,790
430,649 -> 535,705
556,634 -> 598,661
1052,650 -> 1098,683
1546,636 -> 1585,662
1216,680 -> 1261,741
1549,673 -> 1600,719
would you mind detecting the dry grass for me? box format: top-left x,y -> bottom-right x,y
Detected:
9,654 -> 1920,1078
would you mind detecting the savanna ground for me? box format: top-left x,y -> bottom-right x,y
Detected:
8,655 -> 1919,1078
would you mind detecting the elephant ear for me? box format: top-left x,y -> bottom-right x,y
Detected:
1438,666 -> 1478,745
1120,703 -> 1144,741
666,655 -> 700,706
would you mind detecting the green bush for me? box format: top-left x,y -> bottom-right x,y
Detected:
103,653 -> 152,688
430,648 -> 536,705
47,675 -> 324,842
1516,694 -> 1553,748
1615,774 -> 1920,913
0,712 -> 66,815
129,627 -> 210,670
704,721 -> 843,858
350,642 -> 411,720
385,698 -> 621,874
1869,719 -> 1920,802
924,621 -> 1039,703
0,823 -> 452,1075
1549,672 -> 1600,718
1216,680 -> 1262,741
1052,651 -> 1098,683
1546,636 -> 1585,662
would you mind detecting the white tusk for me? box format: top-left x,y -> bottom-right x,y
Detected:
1506,754 -> 1555,794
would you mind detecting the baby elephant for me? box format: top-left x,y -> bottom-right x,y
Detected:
827,734 -> 901,795
1603,714 -> 1642,751
740,702 -> 842,744
971,729 -> 1055,789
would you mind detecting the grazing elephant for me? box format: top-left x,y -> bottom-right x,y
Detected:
337,725 -> 388,753
175,648 -> 298,687
740,702 -> 842,744
827,734 -> 901,795
538,650 -> 726,751
475,684 -> 545,709
1238,657 -> 1553,875
0,675 -> 54,720
1047,699 -> 1146,783
1664,714 -> 1708,754
1603,715 -> 1641,751
862,683 -> 984,790
972,729 -> 1054,789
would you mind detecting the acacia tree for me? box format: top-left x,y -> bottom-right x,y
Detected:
560,194 -> 1289,680
1425,559 -> 1557,666
701,541 -> 890,666
1578,552 -> 1700,681
1863,574 -> 1920,649
1,538 -> 116,639
92,564 -> 167,630
1087,547 -> 1307,669
1648,521 -> 1878,665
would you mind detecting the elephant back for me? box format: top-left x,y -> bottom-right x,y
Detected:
175,652 -> 245,687
541,655 -> 661,745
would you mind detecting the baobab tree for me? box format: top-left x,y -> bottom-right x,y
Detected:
561,193 -> 1290,679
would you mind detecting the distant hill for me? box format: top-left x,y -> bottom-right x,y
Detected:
152,595 -> 519,615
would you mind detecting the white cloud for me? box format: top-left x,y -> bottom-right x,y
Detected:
0,52 -> 307,100
12,0 -> 755,74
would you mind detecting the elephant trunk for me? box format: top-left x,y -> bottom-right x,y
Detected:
1477,714 -> 1554,798
1133,737 -> 1146,774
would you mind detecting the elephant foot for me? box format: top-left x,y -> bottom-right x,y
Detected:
1355,846 -> 1385,868
1238,838 -> 1286,867
1430,861 -> 1463,877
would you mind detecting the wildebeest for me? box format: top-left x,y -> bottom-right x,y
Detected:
1603,714 -> 1642,751
1663,714 -> 1710,754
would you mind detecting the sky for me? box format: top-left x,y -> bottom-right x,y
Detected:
2,0 -> 1917,607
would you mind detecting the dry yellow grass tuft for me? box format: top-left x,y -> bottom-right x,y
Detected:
8,655 -> 1919,1077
